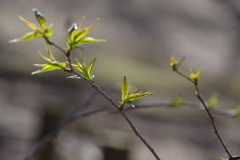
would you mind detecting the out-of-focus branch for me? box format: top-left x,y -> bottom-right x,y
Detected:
23,91 -> 99,160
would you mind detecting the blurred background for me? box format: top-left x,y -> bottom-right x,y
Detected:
0,0 -> 240,160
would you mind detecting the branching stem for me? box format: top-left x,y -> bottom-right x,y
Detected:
48,41 -> 161,160
173,63 -> 234,159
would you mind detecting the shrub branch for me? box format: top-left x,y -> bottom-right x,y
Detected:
47,41 -> 161,160
172,58 -> 237,160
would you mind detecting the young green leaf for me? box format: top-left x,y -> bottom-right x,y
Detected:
18,15 -> 40,31
45,46 -> 56,61
189,69 -> 202,82
207,92 -> 218,108
45,29 -> 53,36
126,91 -> 152,102
87,56 -> 98,81
172,96 -> 183,107
75,18 -> 99,42
9,32 -> 42,42
78,57 -> 88,77
74,37 -> 106,46
120,76 -> 153,108
122,76 -> 129,102
71,56 -> 97,81
66,18 -> 105,51
9,9 -> 53,43
70,29 -> 83,43
37,50 -> 52,62
32,8 -> 47,29
32,62 -> 66,75
73,58 -> 84,73
170,55 -> 178,68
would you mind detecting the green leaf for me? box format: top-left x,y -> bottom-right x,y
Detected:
122,76 -> 129,101
37,50 -> 52,62
45,46 -> 56,61
74,37 -> 106,46
207,92 -> 218,108
87,56 -> 98,81
75,19 -> 99,42
70,29 -> 83,44
45,29 -> 53,36
32,62 -> 66,75
189,69 -> 202,82
18,15 -> 40,31
126,92 -> 152,102
170,55 -> 178,67
73,58 -> 84,73
32,8 -> 47,29
172,96 -> 183,107
9,32 -> 42,42
71,64 -> 83,72
51,62 -> 67,70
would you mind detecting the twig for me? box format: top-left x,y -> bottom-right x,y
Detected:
47,41 -> 161,160
24,93 -> 238,160
176,57 -> 186,70
23,91 -> 99,160
173,61 -> 233,159
194,85 -> 232,158
47,40 -> 67,56
73,69 -> 161,160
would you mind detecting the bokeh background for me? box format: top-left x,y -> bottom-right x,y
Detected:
0,0 -> 240,160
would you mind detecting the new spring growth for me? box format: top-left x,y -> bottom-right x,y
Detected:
66,17 -> 105,51
189,69 -> 201,82
9,8 -> 53,43
170,55 -> 178,68
31,46 -> 67,75
171,95 -> 183,108
120,76 -> 153,109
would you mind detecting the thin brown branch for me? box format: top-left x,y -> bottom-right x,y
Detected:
67,55 -> 74,72
173,66 -> 233,159
47,41 -> 68,56
176,57 -> 186,70
24,94 -> 237,160
47,42 -> 161,160
121,109 -> 159,159
174,69 -> 193,83
72,69 -> 161,160
46,41 -> 74,76
194,85 -> 232,158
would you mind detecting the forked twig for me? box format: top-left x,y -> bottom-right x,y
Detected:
172,58 -> 235,160
46,41 -> 161,160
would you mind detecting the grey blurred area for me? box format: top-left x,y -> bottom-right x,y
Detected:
0,0 -> 240,160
